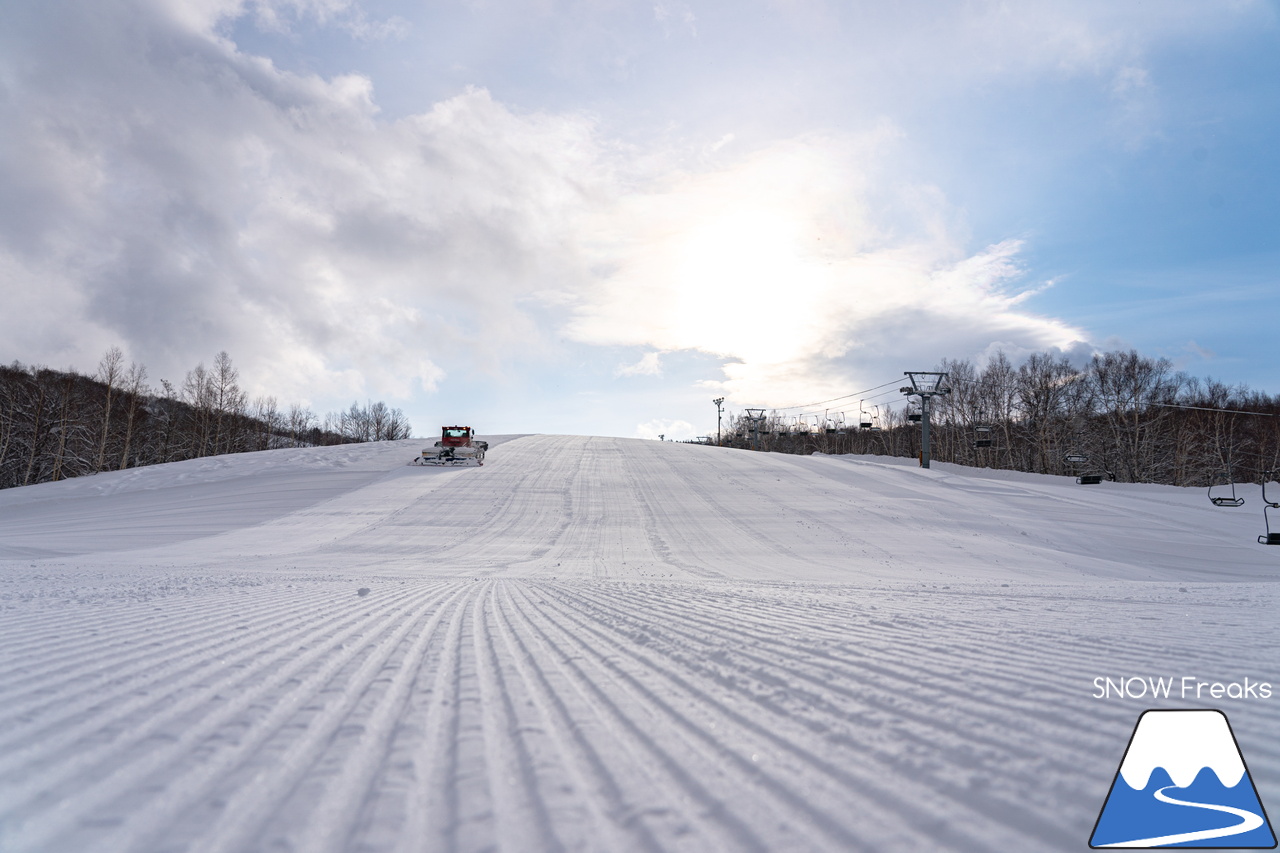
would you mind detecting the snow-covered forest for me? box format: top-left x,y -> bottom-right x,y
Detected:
0,349 -> 411,490
727,349 -> 1280,487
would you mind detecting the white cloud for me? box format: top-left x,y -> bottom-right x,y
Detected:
205,0 -> 410,41
616,351 -> 663,377
1108,65 -> 1162,150
1184,340 -> 1216,361
6,0 -> 1254,427
746,1 -> 1265,157
653,2 -> 697,37
567,134 -> 1089,407
707,134 -> 735,156
0,1 -> 609,405
634,418 -> 696,441
0,1 -> 1090,414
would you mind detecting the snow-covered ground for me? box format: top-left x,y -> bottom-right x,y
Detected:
1,435 -> 1277,852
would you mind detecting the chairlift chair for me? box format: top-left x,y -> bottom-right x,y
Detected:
1260,474 -> 1280,545
1065,453 -> 1089,466
1077,473 -> 1105,485
1208,471 -> 1245,508
859,401 -> 872,430
974,425 -> 993,448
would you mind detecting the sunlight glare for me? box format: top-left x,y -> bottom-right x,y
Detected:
669,206 -> 830,363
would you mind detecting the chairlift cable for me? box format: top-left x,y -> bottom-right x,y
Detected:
793,386 -> 904,418
768,378 -> 902,412
1153,402 -> 1277,418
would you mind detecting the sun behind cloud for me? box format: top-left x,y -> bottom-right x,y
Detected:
568,134 -> 1088,406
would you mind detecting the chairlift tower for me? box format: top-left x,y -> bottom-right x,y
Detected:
744,408 -> 767,451
901,371 -> 950,469
713,397 -> 725,446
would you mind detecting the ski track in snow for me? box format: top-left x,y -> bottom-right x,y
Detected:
1,435 -> 1278,852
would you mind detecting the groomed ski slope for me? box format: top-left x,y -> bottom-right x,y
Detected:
1,434 -> 1277,852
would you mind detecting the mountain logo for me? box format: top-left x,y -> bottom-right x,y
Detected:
1090,709 -> 1276,848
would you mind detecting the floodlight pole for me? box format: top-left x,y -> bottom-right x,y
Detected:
901,371 -> 950,469
713,397 -> 725,446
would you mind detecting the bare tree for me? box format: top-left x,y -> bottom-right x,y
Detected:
253,395 -> 280,450
1014,353 -> 1084,474
0,350 -> 398,491
95,346 -> 124,472
1089,350 -> 1176,482
287,403 -> 316,447
382,406 -> 412,441
117,361 -> 148,470
21,374 -> 48,487
182,363 -> 213,456
210,351 -> 246,455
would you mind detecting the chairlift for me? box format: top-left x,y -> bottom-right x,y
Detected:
1065,453 -> 1089,466
859,401 -> 872,430
1077,472 -> 1106,485
870,405 -> 883,432
974,425 -> 993,448
1260,474 -> 1280,545
1208,471 -> 1245,508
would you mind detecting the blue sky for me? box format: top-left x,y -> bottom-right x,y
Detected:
2,1 -> 1277,440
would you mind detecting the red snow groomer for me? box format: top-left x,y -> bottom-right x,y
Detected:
412,426 -> 488,466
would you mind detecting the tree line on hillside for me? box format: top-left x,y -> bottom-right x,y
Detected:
0,348 -> 412,491
720,349 -> 1280,487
